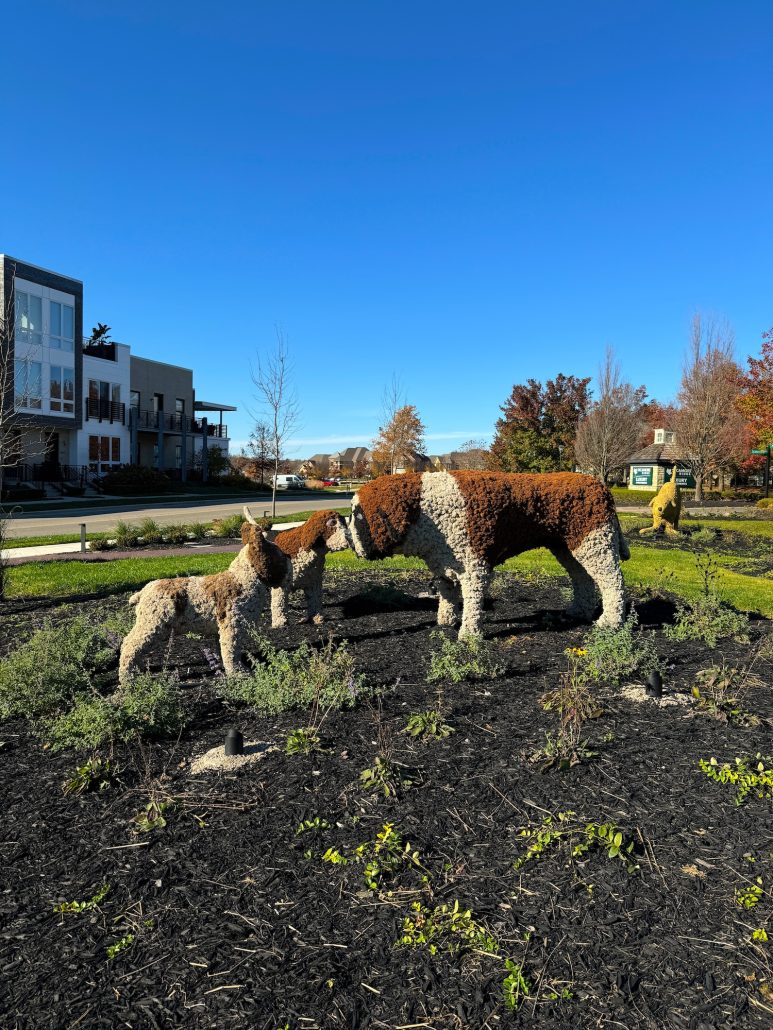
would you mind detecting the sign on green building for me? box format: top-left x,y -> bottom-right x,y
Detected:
664,466 -> 695,488
632,466 -> 653,486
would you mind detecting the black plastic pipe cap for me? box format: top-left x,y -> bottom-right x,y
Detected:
646,670 -> 663,698
225,728 -> 244,756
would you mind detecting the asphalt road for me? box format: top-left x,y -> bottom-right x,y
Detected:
3,493 -> 353,539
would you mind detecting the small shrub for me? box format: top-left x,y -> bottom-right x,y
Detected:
164,523 -> 190,545
698,754 -> 773,805
321,822 -> 424,892
398,899 -> 498,955
691,664 -> 760,727
503,959 -> 531,1011
427,631 -> 504,684
286,727 -> 322,755
210,513 -> 245,538
42,672 -> 185,752
756,498 -> 773,509
359,755 -> 409,797
88,534 -> 112,552
665,552 -> 750,647
581,613 -> 660,685
138,518 -> 164,544
221,636 -> 364,714
114,521 -> 141,548
62,756 -> 116,796
187,522 -> 210,540
100,464 -> 170,494
404,709 -> 454,741
514,810 -> 638,874
0,618 -> 116,721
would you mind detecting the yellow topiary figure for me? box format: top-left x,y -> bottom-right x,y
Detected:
639,466 -> 682,537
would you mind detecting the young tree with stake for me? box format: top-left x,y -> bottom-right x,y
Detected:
251,332 -> 301,517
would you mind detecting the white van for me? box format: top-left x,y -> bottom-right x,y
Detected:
272,474 -> 303,491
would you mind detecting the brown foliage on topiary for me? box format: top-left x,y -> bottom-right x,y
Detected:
273,509 -> 343,559
240,523 -> 288,586
352,473 -> 423,558
451,471 -> 617,561
202,572 -> 245,623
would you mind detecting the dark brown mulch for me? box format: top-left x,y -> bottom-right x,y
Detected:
1,572 -> 772,1029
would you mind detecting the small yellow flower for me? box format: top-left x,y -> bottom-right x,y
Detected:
565,647 -> 588,658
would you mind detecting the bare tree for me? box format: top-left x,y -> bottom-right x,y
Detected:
242,420 -> 275,485
251,331 -> 301,516
456,438 -> 490,470
575,348 -> 646,483
377,373 -> 405,475
676,314 -> 746,502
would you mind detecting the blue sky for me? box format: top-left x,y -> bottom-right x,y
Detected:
3,1 -> 771,454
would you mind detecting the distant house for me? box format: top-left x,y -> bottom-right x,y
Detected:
394,451 -> 433,474
329,446 -> 371,477
626,429 -> 693,491
299,452 -> 332,477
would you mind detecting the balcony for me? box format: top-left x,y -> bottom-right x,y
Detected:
85,398 -> 126,424
82,339 -> 117,362
131,408 -> 228,438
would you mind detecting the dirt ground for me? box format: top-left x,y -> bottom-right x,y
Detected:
1,570 -> 772,1029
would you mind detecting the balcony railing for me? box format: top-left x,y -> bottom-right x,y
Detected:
131,408 -> 228,438
82,339 -> 117,362
85,398 -> 126,424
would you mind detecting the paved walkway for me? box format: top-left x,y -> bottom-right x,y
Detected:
1,522 -> 304,565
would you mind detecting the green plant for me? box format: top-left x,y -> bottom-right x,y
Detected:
221,635 -> 364,714
397,899 -> 498,955
0,617 -> 117,721
114,521 -> 142,548
736,881 -> 764,909
42,671 -> 185,752
88,534 -> 111,552
164,523 -> 190,545
534,649 -> 602,770
691,664 -> 760,727
404,709 -> 454,740
321,823 -> 424,892
514,811 -> 638,874
359,755 -> 408,797
427,631 -> 504,684
665,552 -> 750,647
581,613 -> 660,685
698,755 -> 773,805
296,816 -> 330,835
106,933 -> 135,960
62,756 -> 116,796
53,883 -> 110,915
210,513 -> 245,538
753,928 -> 769,942
138,518 -> 164,544
187,521 -> 210,540
502,958 -> 531,1011
285,727 -> 321,755
133,798 -> 176,833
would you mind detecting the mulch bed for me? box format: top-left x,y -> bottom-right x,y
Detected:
1,571 -> 772,1029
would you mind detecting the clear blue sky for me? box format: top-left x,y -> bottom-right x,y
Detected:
4,1 -> 771,455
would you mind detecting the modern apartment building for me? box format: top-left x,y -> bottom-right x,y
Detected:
1,254 -> 234,490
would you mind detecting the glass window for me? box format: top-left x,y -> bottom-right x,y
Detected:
50,302 -> 62,340
62,305 -> 74,344
89,380 -> 99,403
112,438 -> 121,462
14,291 -> 42,347
63,368 -> 75,413
111,384 -> 121,404
175,444 -> 182,468
130,391 -> 140,409
50,367 -> 62,411
100,437 -> 110,462
48,300 -> 74,351
175,398 -> 185,414
89,436 -> 99,461
14,360 -> 42,408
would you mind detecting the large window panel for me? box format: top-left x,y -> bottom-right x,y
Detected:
50,367 -> 62,411
49,300 -> 75,351
14,359 -> 42,409
14,291 -> 42,347
63,368 -> 74,413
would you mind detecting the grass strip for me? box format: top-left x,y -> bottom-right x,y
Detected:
7,544 -> 771,615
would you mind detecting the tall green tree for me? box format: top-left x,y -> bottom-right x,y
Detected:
489,374 -> 591,473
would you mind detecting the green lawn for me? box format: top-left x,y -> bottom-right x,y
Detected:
8,542 -> 769,616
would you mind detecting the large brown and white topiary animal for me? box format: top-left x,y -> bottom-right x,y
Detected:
348,471 -> 630,637
118,509 -> 288,684
267,508 -> 350,626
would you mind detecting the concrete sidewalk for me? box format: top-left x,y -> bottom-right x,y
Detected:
1,521 -> 305,565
